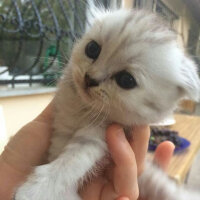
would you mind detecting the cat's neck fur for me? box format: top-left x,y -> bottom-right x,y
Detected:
49,65 -> 110,161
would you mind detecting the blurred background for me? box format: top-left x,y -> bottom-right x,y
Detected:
0,0 -> 200,148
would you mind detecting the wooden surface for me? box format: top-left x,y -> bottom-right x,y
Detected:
180,100 -> 196,113
148,114 -> 200,184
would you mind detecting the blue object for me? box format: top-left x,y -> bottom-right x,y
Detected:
148,136 -> 191,153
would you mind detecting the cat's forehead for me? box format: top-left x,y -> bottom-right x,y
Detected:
88,9 -> 175,47
79,9 -> 177,80
89,10 -> 135,43
99,10 -> 133,41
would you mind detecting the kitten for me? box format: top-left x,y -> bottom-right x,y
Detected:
15,8 -> 200,200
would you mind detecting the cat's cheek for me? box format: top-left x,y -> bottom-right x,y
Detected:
72,66 -> 84,87
71,68 -> 88,101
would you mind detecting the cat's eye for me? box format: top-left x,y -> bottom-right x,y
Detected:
115,71 -> 137,89
85,40 -> 101,60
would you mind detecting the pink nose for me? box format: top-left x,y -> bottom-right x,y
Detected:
84,74 -> 99,88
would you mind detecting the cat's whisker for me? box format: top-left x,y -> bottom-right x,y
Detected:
94,95 -> 110,127
98,103 -> 110,127
86,102 -> 104,128
81,105 -> 97,121
93,103 -> 105,127
104,98 -> 111,120
78,100 -> 95,110
78,102 -> 96,119
87,102 -> 102,123
78,100 -> 102,124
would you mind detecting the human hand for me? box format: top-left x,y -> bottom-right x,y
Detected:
80,125 -> 150,200
80,125 -> 175,200
0,102 -> 53,200
0,101 -> 174,200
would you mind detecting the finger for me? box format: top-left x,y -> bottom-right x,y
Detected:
1,102 -> 54,172
117,197 -> 129,200
101,182 -> 118,200
106,125 -> 136,167
34,100 -> 54,124
129,126 -> 150,175
106,124 -> 139,200
104,163 -> 114,182
80,177 -> 107,200
154,141 -> 175,171
100,183 -> 132,200
2,120 -> 52,171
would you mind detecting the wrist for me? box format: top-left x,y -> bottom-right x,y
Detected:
0,155 -> 30,200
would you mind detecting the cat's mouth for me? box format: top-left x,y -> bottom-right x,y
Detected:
81,73 -> 101,99
74,75 -> 95,102
84,73 -> 100,89
73,69 -> 108,104
81,79 -> 108,104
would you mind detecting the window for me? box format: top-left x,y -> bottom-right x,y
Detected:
0,0 -> 111,89
0,0 -> 87,88
134,0 -> 142,8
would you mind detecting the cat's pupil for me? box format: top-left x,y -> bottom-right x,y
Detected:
115,71 -> 137,89
85,40 -> 101,60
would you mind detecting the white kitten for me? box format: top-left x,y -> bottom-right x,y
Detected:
15,8 -> 200,200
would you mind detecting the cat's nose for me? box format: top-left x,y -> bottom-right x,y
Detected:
84,73 -> 99,88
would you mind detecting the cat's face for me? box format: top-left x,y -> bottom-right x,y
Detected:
70,9 -> 200,125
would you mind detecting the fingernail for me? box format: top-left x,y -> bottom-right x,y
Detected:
116,197 -> 129,200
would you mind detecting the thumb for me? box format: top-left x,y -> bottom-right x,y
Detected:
153,141 -> 175,171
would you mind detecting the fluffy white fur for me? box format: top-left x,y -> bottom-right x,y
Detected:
15,8 -> 200,200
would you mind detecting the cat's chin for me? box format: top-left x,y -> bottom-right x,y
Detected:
108,107 -> 171,127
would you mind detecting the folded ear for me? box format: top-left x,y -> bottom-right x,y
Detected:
179,57 -> 200,102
